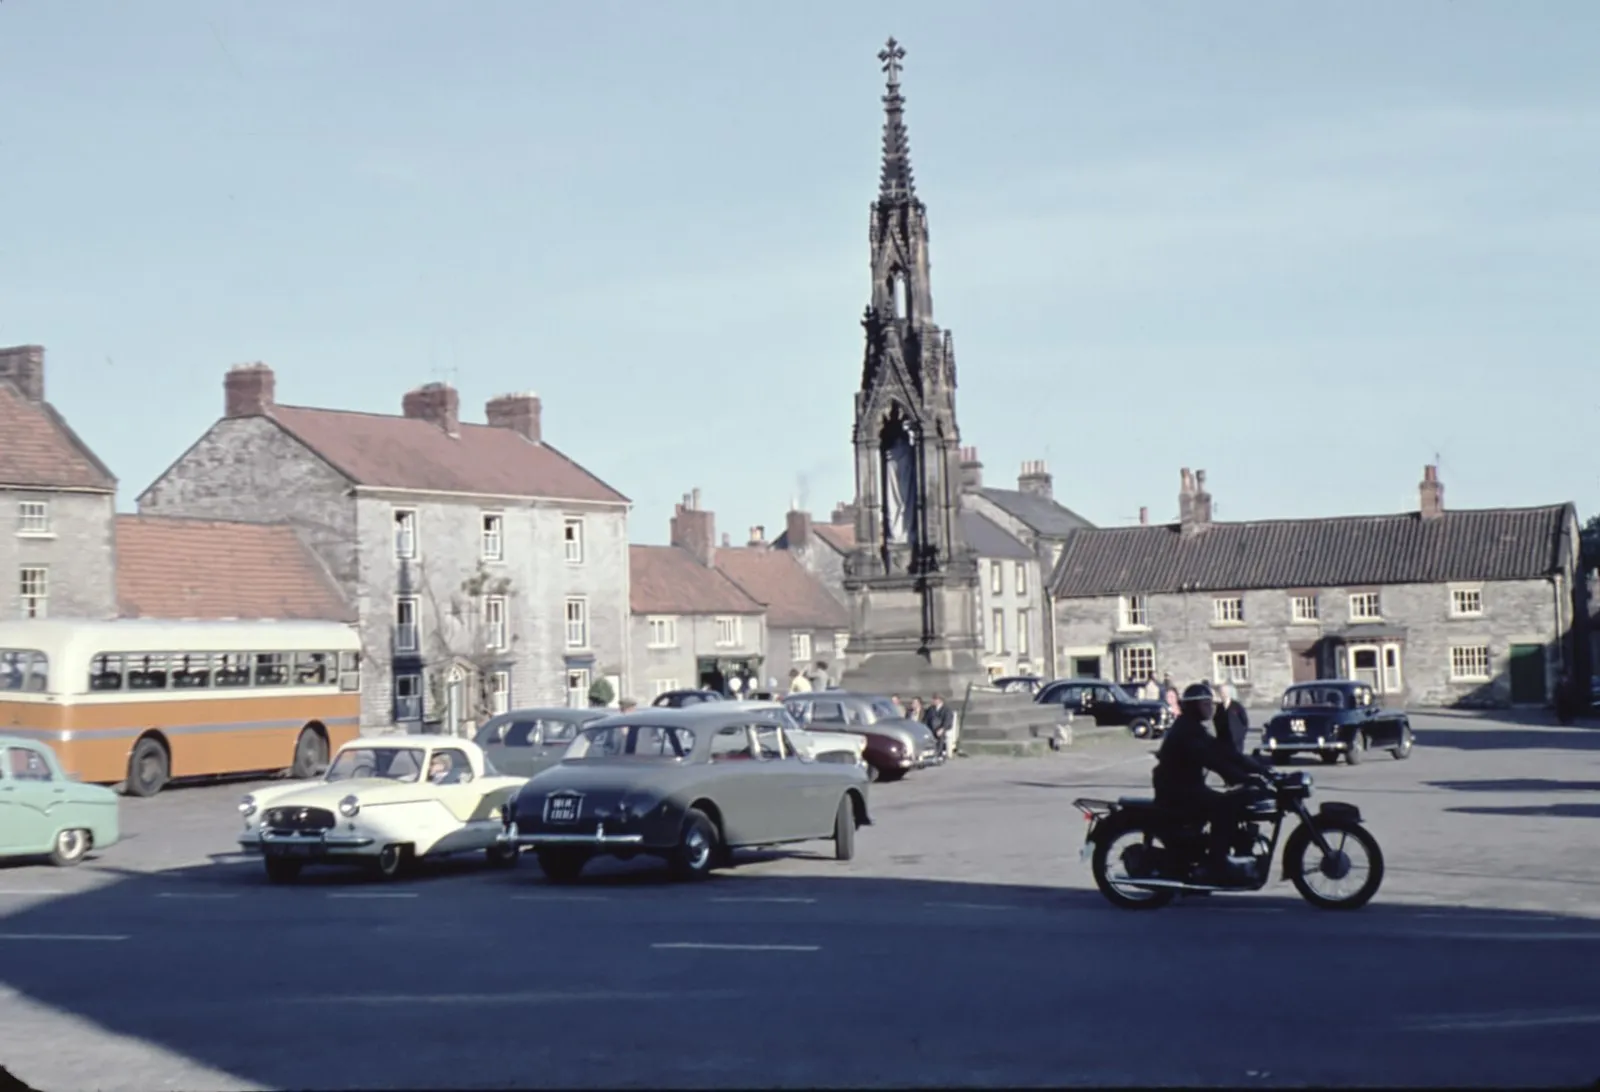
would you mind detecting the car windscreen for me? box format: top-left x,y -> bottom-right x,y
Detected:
565,724 -> 695,759
868,699 -> 900,721
1282,687 -> 1345,709
326,747 -> 424,783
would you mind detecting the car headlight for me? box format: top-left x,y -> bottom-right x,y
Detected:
338,794 -> 360,818
239,794 -> 257,819
619,795 -> 661,821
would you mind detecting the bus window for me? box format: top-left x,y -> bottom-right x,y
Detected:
295,652 -> 333,686
0,650 -> 47,692
338,651 -> 361,693
171,652 -> 212,689
90,654 -> 126,692
253,652 -> 289,687
128,653 -> 171,690
214,653 -> 250,688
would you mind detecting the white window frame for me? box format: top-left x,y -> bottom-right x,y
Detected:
652,678 -> 681,697
990,561 -> 1003,595
564,597 -> 588,649
481,513 -> 504,562
18,566 -> 47,619
1014,561 -> 1028,596
1212,596 -> 1245,625
990,608 -> 1006,654
1213,650 -> 1251,685
490,670 -> 510,715
714,615 -> 742,648
1120,595 -> 1149,630
394,672 -> 423,721
1118,644 -> 1155,683
834,632 -> 850,655
1349,592 -> 1382,622
1450,587 -> 1483,618
1290,594 -> 1319,624
646,615 -> 678,649
394,596 -> 419,653
1017,608 -> 1031,657
483,595 -> 508,651
16,501 -> 50,537
563,517 -> 585,565
1449,645 -> 1491,681
565,667 -> 591,709
790,631 -> 812,663
393,508 -> 418,560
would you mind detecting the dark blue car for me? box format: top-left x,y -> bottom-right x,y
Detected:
1259,680 -> 1414,765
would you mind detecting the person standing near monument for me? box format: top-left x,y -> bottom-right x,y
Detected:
924,692 -> 957,759
787,668 -> 811,695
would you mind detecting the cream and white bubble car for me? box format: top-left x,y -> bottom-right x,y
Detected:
237,737 -> 526,883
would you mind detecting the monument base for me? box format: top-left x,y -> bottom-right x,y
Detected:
959,690 -> 1066,748
840,650 -> 985,704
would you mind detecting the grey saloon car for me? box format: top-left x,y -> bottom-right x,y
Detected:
474,707 -> 612,778
783,691 -> 942,780
501,705 -> 871,883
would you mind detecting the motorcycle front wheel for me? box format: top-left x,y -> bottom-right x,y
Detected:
1284,817 -> 1385,910
1091,821 -> 1178,911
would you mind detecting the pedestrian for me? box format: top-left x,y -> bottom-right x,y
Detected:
890,693 -> 905,717
906,696 -> 925,723
1213,682 -> 1249,754
787,667 -> 811,695
1554,670 -> 1574,725
618,697 -> 637,713
1164,683 -> 1181,721
811,660 -> 833,690
924,693 -> 957,759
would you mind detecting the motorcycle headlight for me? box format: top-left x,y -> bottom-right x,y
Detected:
1303,774 -> 1314,791
239,794 -> 257,819
338,794 -> 360,818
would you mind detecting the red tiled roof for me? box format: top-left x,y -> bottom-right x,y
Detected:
0,383 -> 116,491
715,547 -> 848,629
268,405 -> 628,504
629,545 -> 763,615
813,523 -> 856,553
116,515 -> 353,622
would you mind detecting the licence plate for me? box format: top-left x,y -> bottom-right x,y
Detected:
271,843 -> 314,857
544,794 -> 582,823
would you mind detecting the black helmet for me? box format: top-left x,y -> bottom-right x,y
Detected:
1180,681 -> 1216,705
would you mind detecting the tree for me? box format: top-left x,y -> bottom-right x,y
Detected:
587,676 -> 615,707
1582,514 -> 1600,573
421,561 -> 516,736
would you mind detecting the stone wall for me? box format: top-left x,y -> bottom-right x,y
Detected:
0,489 -> 116,620
628,611 -> 765,700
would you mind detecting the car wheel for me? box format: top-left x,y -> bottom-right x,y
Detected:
866,763 -> 881,783
485,843 -> 520,869
290,728 -> 328,779
1128,719 -> 1152,739
48,829 -> 91,867
373,843 -> 409,880
1345,733 -> 1365,765
1390,726 -> 1413,761
124,737 -> 169,798
833,795 -> 856,861
668,808 -> 720,881
264,858 -> 302,884
536,848 -> 590,883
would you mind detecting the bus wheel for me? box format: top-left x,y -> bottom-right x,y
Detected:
291,728 -> 328,779
125,737 -> 169,798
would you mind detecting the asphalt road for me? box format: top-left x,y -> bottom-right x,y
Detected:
1,711 -> 1598,1090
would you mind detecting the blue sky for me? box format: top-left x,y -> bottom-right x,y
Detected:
3,1 -> 1596,544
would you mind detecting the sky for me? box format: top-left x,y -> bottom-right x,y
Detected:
2,0 -> 1597,544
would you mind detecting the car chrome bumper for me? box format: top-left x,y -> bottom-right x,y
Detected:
1262,738 -> 1345,752
238,831 -> 376,856
500,823 -> 645,848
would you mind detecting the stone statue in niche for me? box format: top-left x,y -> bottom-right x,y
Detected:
882,422 -> 918,547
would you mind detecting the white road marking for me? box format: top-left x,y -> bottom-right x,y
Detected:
294,988 -> 741,1005
925,901 -> 1016,911
510,893 -> 610,902
1408,1009 -> 1600,1032
1419,930 -> 1600,942
0,933 -> 127,942
709,896 -> 817,904
156,891 -> 240,900
326,891 -> 419,899
652,935 -> 825,941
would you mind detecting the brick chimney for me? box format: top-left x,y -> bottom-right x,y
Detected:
486,391 -> 541,443
830,501 -> 858,525
1179,467 -> 1213,536
1419,464 -> 1444,520
224,362 -> 275,418
670,489 -> 716,567
748,525 -> 766,547
1139,506 -> 1149,526
786,508 -> 813,550
959,446 -> 983,493
1018,459 -> 1053,500
402,382 -> 460,437
0,345 -> 45,403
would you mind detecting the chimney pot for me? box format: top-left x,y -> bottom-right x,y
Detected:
691,487 -> 702,510
1139,506 -> 1149,526
1180,467 -> 1213,535
1018,458 -> 1054,501
1419,464 -> 1445,520
959,447 -> 984,494
224,362 -> 275,418
785,508 -> 813,551
670,490 -> 717,567
402,381 -> 460,437
0,344 -> 46,403
485,391 -> 541,443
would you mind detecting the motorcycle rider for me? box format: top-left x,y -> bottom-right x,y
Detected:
1152,681 -> 1274,883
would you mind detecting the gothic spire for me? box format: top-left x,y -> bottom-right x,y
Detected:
877,37 -> 915,202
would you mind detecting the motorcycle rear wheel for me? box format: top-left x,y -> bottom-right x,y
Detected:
1284,817 -> 1384,910
1091,822 -> 1178,911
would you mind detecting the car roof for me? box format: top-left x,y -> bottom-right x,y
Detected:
1288,680 -> 1362,690
335,736 -> 487,758
486,707 -> 608,722
720,700 -> 787,712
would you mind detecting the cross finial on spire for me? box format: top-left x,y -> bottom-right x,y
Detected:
879,37 -> 905,86
876,36 -> 916,202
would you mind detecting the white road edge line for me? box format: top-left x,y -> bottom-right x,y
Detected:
0,933 -> 128,942
710,897 -> 818,904
925,901 -> 1017,911
652,935 -> 819,941
1410,1011 -> 1600,1032
327,892 -> 419,899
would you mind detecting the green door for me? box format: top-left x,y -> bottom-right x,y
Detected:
1508,645 -> 1547,704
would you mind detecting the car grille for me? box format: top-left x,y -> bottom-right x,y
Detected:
264,806 -> 336,834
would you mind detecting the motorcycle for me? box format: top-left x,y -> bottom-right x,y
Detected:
1073,767 -> 1385,910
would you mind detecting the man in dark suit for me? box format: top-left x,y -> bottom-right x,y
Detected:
1213,682 -> 1250,754
924,692 -> 955,758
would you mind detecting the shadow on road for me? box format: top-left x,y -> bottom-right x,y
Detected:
1445,803 -> 1600,820
1426,778 -> 1600,793
1414,724 -> 1600,753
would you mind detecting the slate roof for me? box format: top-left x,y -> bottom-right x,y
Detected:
263,404 -> 628,504
0,382 -> 117,492
116,515 -> 353,621
714,548 -> 848,630
1051,505 -> 1578,598
980,487 -> 1094,537
961,510 -> 1034,561
629,545 -> 764,615
812,523 -> 856,554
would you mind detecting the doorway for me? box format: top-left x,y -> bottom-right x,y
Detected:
1348,642 -> 1403,697
1508,645 -> 1547,704
1072,656 -> 1102,679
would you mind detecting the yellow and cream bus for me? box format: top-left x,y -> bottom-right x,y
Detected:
0,619 -> 362,796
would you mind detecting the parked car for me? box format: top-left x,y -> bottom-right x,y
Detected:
0,736 -> 119,866
1259,681 -> 1413,765
720,700 -> 868,766
501,705 -> 870,883
991,675 -> 1046,696
1035,679 -> 1173,739
475,707 -> 612,778
651,688 -> 725,708
236,737 -> 526,883
782,691 -> 940,781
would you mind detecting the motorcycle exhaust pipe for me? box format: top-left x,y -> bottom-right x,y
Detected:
1109,876 -> 1228,893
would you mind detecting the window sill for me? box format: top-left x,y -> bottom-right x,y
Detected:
1116,625 -> 1151,634
1449,614 -> 1484,621
1210,621 -> 1247,628
16,532 -> 56,540
1450,676 -> 1491,684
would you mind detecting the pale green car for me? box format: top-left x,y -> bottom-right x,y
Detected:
0,735 -> 120,866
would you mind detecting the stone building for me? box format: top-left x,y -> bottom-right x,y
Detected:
0,345 -> 118,621
137,364 -> 631,731
628,491 -> 766,698
719,525 -> 851,688
1050,466 -> 1589,708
